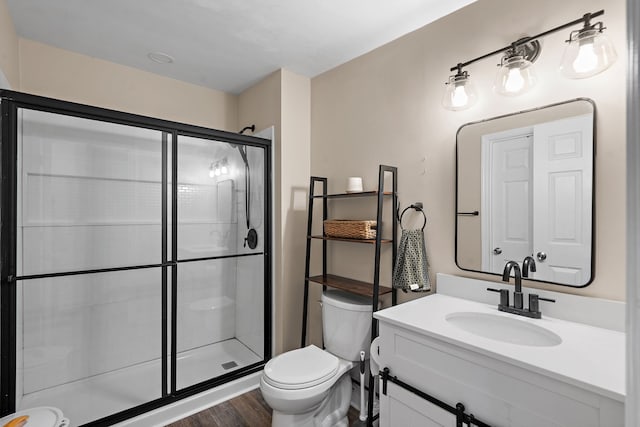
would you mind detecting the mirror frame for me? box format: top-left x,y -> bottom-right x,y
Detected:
454,98 -> 596,288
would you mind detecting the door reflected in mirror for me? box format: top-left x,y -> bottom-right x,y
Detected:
456,98 -> 595,287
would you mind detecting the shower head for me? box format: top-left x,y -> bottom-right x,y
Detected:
238,124 -> 255,135
237,124 -> 254,168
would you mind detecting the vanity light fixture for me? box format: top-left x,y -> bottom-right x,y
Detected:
441,64 -> 477,111
443,9 -> 614,110
560,13 -> 617,78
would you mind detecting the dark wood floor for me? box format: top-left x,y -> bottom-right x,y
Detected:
166,388 -> 360,427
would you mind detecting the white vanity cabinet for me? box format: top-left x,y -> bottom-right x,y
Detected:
374,275 -> 625,427
377,322 -> 622,427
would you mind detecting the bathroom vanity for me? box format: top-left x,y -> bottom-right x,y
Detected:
374,274 -> 625,427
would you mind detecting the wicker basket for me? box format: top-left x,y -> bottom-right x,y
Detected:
323,220 -> 377,239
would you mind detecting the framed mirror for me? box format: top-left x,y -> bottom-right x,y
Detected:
455,98 -> 595,287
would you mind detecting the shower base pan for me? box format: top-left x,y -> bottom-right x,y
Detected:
19,339 -> 261,426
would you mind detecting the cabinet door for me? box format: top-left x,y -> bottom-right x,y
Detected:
379,380 -> 457,427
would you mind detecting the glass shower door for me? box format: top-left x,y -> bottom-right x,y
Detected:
15,109 -> 168,425
174,135 -> 266,390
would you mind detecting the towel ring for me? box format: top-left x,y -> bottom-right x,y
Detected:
398,203 -> 426,231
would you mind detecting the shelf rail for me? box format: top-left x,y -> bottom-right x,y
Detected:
301,176 -> 327,347
381,368 -> 493,427
300,166 -> 397,427
367,164 -> 398,426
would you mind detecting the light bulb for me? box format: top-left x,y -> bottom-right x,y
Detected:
572,40 -> 599,74
215,168 -> 221,176
442,70 -> 476,111
221,165 -> 228,174
209,169 -> 215,178
504,67 -> 525,93
494,55 -> 536,96
450,85 -> 469,108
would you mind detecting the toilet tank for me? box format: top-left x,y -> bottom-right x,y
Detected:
322,290 -> 373,361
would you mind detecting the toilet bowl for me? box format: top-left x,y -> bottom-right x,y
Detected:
261,290 -> 373,427
261,345 -> 353,425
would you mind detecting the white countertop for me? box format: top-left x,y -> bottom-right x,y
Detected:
374,293 -> 625,402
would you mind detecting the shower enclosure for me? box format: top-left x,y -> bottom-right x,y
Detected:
0,91 -> 272,426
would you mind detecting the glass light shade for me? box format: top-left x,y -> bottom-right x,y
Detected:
442,72 -> 477,111
560,28 -> 617,79
208,165 -> 215,178
494,55 -> 537,96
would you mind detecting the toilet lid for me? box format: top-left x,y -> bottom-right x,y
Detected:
263,345 -> 339,390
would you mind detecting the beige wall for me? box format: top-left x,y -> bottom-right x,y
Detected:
238,71 -> 284,353
279,70 -> 311,352
18,39 -> 238,131
238,71 -> 282,141
238,69 -> 311,355
311,0 -> 626,304
0,0 -> 19,88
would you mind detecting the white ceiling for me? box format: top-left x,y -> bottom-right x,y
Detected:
7,0 -> 475,94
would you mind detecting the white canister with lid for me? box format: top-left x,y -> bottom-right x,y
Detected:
346,177 -> 363,193
0,407 -> 69,427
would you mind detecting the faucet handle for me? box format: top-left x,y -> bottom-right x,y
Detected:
487,288 -> 509,307
528,294 -> 556,316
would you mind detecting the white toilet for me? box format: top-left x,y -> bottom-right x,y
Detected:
260,289 -> 373,427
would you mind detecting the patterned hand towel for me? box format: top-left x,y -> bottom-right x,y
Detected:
392,228 -> 431,292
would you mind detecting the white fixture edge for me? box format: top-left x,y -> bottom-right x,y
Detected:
377,316 -> 623,426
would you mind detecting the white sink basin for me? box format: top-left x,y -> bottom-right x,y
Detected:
445,312 -> 562,347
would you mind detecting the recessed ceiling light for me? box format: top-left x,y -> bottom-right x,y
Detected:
148,52 -> 174,64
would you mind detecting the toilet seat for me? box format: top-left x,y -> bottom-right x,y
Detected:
263,345 -> 339,390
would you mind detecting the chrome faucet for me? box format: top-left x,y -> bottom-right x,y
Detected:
522,256 -> 536,278
487,260 -> 555,319
502,261 -> 523,309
